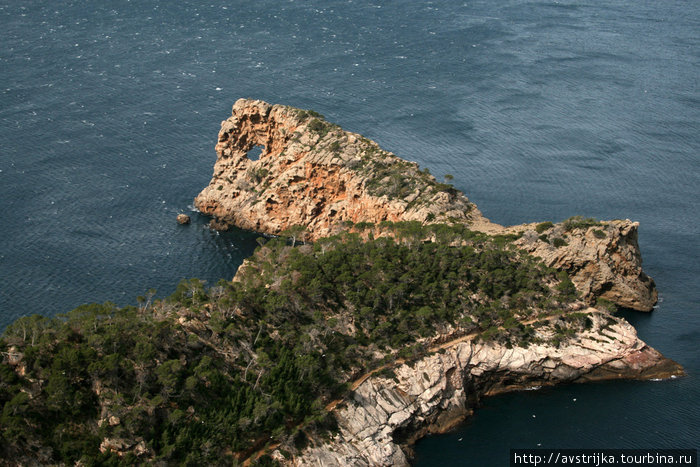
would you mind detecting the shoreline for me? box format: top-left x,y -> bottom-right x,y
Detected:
289,312 -> 682,466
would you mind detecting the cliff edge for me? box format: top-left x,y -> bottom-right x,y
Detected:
294,312 -> 681,466
191,100 -> 682,466
195,99 -> 493,237
0,100 -> 681,466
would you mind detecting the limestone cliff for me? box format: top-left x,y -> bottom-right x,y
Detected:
291,311 -> 681,466
195,99 -> 658,311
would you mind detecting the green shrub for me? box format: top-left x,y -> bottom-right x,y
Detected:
555,271 -> 577,298
552,237 -> 568,248
434,183 -> 455,193
593,229 -> 606,239
535,222 -> 554,233
595,297 -> 617,313
249,167 -> 269,184
563,216 -> 601,231
353,221 -> 375,230
295,109 -> 324,121
492,233 -> 522,247
308,118 -> 327,134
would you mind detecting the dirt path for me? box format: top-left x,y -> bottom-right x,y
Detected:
244,310 -> 574,463
323,312 -> 565,411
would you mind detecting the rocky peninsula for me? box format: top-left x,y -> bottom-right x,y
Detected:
0,99 -> 682,466
194,99 -> 679,465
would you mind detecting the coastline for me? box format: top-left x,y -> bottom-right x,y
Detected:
0,99 -> 685,465
193,100 -> 683,465
291,312 -> 682,466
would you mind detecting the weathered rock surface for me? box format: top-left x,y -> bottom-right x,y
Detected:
293,312 -> 683,466
513,220 -> 657,311
196,99 -> 658,311
193,100 -> 680,465
194,98 -> 495,240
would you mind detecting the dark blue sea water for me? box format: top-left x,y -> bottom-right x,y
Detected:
1,0 -> 698,463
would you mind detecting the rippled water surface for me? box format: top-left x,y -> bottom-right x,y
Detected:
1,0 -> 698,462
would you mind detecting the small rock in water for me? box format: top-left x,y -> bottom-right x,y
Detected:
177,214 -> 191,225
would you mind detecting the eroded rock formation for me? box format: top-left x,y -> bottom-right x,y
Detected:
196,99 -> 658,311
513,220 -> 657,311
194,100 -> 676,464
194,99 -> 493,239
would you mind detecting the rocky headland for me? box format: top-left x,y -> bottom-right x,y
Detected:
0,99 -> 683,466
294,312 -> 678,466
192,99 -> 681,465
196,99 -> 657,312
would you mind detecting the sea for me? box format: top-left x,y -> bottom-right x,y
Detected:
1,0 -> 697,464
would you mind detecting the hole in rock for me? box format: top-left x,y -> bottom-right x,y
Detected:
246,145 -> 265,161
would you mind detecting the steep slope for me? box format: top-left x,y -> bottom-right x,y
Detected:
194,99 -> 494,239
0,100 -> 682,466
513,219 -> 657,311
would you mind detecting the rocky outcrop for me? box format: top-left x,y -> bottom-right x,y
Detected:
192,100 -> 682,465
195,99 -> 658,311
513,220 -> 657,311
194,99 -> 494,241
293,312 -> 682,466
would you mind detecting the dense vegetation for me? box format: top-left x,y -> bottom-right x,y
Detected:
1,223 -> 585,465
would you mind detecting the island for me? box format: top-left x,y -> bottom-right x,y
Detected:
0,99 -> 683,465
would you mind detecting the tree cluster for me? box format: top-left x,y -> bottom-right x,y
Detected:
1,223 -> 583,465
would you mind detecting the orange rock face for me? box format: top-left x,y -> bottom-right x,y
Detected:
194,99 -> 488,240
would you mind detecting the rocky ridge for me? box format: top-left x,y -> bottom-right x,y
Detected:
292,311 -> 681,466
0,101 -> 682,466
513,220 -> 657,311
195,99 -> 657,312
195,99 -> 494,239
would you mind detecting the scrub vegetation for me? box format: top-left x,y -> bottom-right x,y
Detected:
1,223 -> 588,465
